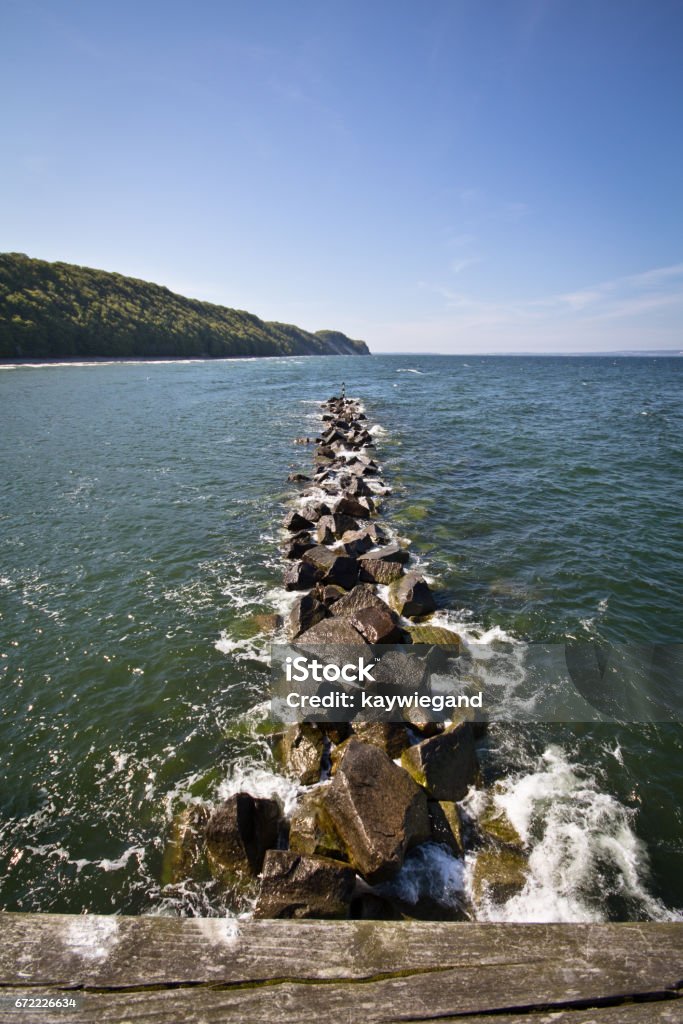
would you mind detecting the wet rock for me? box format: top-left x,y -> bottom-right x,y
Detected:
320,428 -> 346,446
284,509 -> 315,532
205,793 -> 280,883
340,524 -> 387,557
471,848 -> 528,904
283,560 -> 323,591
351,605 -> 403,644
359,557 -> 405,585
401,722 -> 479,801
345,476 -> 374,498
284,530 -> 315,559
288,593 -> 327,639
351,721 -> 411,759
250,612 -> 283,634
408,625 -> 461,646
299,502 -> 330,523
330,583 -> 393,619
362,542 -> 410,564
288,472 -> 311,483
389,572 -> 437,618
161,803 -> 211,886
294,616 -> 368,647
321,739 -> 431,883
320,721 -> 351,745
479,789 -> 524,850
288,791 -> 348,861
402,712 -> 444,737
373,649 -> 429,693
302,546 -> 359,590
316,513 -> 360,543
254,850 -> 355,919
340,531 -> 375,558
315,583 -> 346,607
274,723 -> 325,784
428,799 -> 466,858
334,495 -> 373,519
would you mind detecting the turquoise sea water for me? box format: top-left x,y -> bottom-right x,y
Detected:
0,354 -> 681,919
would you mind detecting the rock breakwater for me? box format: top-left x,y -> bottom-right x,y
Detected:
162,394 -> 530,920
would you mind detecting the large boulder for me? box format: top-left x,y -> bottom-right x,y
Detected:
303,546 -> 359,590
333,495 -> 373,519
295,616 -> 368,648
288,593 -> 327,639
372,649 -> 429,693
299,501 -> 330,523
359,558 -> 405,585
254,851 -> 355,919
362,542 -> 410,564
389,572 -> 437,618
408,625 -> 461,646
351,605 -> 403,644
274,723 -> 325,785
351,721 -> 411,760
471,848 -> 528,904
205,793 -> 280,882
283,560 -> 322,591
321,739 -> 431,883
316,513 -> 359,545
288,791 -> 348,861
401,722 -> 479,800
161,803 -> 210,886
330,583 -> 392,619
283,509 -> 314,532
341,524 -> 387,557
314,583 -> 346,608
344,476 -> 374,498
479,789 -> 525,850
284,531 -> 315,560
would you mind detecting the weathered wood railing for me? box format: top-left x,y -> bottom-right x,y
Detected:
0,913 -> 681,1022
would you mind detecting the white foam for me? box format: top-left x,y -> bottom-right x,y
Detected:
466,745 -> 681,923
216,760 -> 300,818
378,843 -> 465,907
214,632 -> 271,665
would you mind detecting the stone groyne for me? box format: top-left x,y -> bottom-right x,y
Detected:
163,394 -> 530,920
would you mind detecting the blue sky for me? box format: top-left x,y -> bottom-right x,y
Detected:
2,0 -> 682,352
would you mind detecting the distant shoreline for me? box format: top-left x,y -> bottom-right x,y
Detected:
0,353 -> 372,367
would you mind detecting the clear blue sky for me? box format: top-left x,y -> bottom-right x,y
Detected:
2,0 -> 682,352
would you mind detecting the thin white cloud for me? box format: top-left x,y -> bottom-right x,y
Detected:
409,260 -> 683,351
450,256 -> 482,275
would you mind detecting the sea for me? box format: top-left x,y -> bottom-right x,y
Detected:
0,353 -> 681,921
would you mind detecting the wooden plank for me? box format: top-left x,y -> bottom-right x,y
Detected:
1,987 -> 682,1024
1,986 -> 681,1024
0,914 -> 680,1024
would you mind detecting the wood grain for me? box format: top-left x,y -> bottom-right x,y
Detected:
0,913 -> 680,1023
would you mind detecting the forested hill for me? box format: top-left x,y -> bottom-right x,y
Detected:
0,254 -> 370,360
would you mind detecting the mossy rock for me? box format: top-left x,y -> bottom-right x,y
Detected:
272,723 -> 324,785
408,625 -> 461,646
160,803 -> 211,887
250,612 -> 283,634
471,847 -> 528,904
289,791 -> 348,862
479,786 -> 524,850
